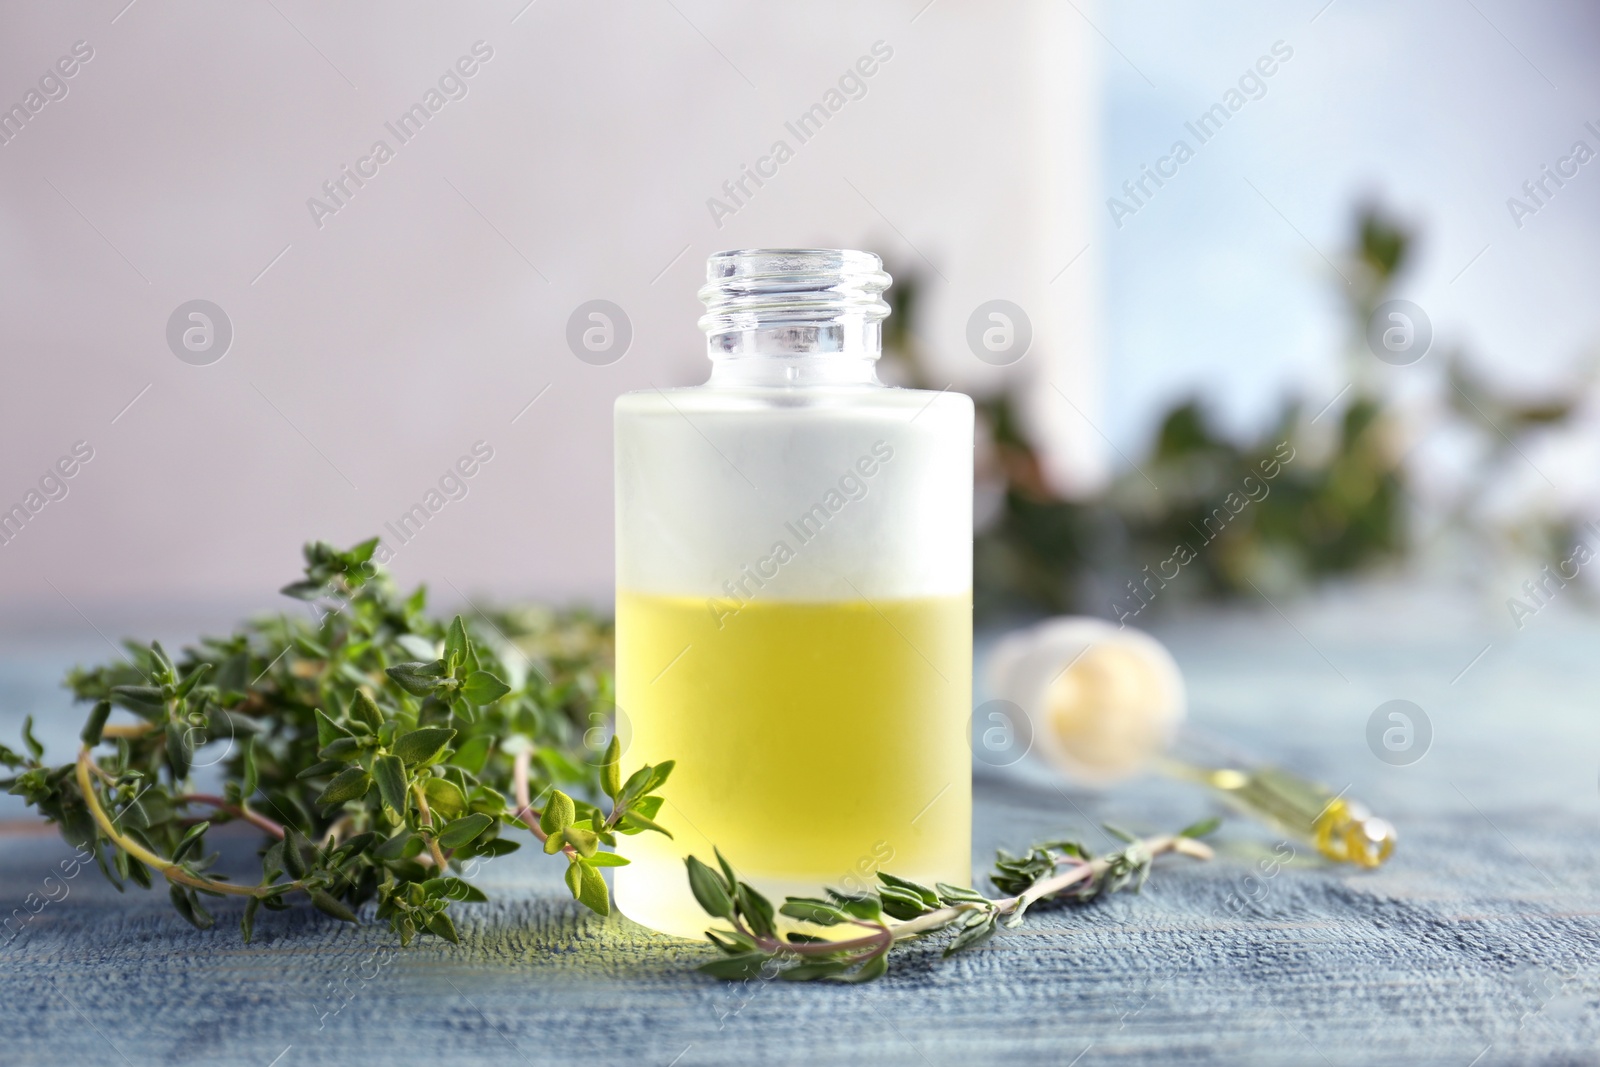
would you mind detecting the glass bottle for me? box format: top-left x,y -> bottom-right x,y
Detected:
612,249 -> 974,937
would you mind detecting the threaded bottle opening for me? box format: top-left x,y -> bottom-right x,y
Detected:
698,249 -> 891,363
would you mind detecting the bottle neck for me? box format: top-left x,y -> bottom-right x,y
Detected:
698,248 -> 890,388
708,352 -> 881,386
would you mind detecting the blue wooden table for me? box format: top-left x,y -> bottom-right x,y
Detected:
3,590 -> 1598,1066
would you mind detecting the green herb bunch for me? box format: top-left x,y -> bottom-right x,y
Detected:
685,819 -> 1218,983
0,538 -> 672,945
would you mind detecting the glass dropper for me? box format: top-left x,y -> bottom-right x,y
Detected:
1162,730 -> 1395,868
987,616 -> 1397,868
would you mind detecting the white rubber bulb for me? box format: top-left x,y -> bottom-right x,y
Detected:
987,617 -> 1186,787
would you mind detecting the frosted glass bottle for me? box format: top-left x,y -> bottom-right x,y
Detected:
613,249 -> 973,937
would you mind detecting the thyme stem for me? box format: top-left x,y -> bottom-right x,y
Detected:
176,794 -> 286,838
75,746 -> 297,899
816,835 -> 1208,955
101,723 -> 158,740
692,827 -> 1218,981
412,783 -> 450,870
509,745 -> 577,858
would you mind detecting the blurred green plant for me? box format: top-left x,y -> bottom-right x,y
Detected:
886,204 -> 1590,619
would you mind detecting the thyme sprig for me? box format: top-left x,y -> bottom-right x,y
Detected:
1,539 -> 672,944
687,818 -> 1219,983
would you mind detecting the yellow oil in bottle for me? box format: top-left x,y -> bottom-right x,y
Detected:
611,590 -> 972,938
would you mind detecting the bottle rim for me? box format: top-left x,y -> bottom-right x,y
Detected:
697,249 -> 892,343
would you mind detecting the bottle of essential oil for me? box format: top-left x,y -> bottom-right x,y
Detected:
613,249 -> 973,937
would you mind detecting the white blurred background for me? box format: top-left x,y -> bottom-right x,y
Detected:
1,0 -> 1597,626
0,0 -> 1100,621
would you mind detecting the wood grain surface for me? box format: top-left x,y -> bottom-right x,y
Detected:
3,594 -> 1597,1066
